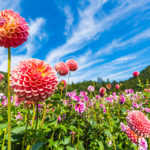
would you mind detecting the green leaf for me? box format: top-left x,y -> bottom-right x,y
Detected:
56,124 -> 67,133
76,141 -> 84,150
12,126 -> 26,134
30,142 -> 45,150
60,136 -> 70,145
0,123 -> 7,130
104,130 -> 113,140
97,141 -> 104,150
66,146 -> 75,150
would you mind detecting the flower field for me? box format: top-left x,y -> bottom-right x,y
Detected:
0,9 -> 150,150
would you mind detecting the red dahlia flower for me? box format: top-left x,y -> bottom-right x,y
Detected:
66,59 -> 78,71
0,73 -> 4,82
133,71 -> 139,77
0,10 -> 29,48
99,87 -> 106,97
126,110 -> 150,138
55,62 -> 69,76
10,59 -> 58,102
115,84 -> 120,90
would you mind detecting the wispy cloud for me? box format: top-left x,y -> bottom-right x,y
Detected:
20,18 -> 47,56
64,6 -> 74,35
46,0 -> 150,66
0,0 -> 21,11
96,29 -> 150,56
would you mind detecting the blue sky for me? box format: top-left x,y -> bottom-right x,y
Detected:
0,0 -> 150,83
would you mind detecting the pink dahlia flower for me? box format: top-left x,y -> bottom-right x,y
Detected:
133,71 -> 139,77
126,110 -> 150,138
10,59 -> 58,102
66,59 -> 78,71
55,62 -> 69,76
115,84 -> 120,90
87,85 -> 94,92
106,84 -> 111,90
0,73 -> 4,82
99,87 -> 106,97
75,102 -> 85,114
0,10 -> 29,48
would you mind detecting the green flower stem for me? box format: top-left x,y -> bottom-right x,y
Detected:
137,136 -> 139,150
31,104 -> 36,127
149,138 -> 150,150
77,130 -> 80,150
7,47 -> 11,150
113,136 -> 116,150
22,108 -> 30,150
40,102 -> 47,125
65,71 -> 71,99
32,103 -> 38,144
60,87 -> 63,99
2,128 -> 7,150
92,81 -> 96,96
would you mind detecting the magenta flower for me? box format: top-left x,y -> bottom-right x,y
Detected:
57,116 -> 61,122
75,102 -> 85,114
120,95 -> 125,105
132,102 -> 139,108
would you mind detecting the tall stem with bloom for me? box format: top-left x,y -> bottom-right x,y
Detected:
65,71 -> 71,99
7,47 -> 11,150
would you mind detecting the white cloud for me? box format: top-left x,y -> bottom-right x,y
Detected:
64,6 -> 74,35
46,0 -> 150,66
20,18 -> 47,56
96,29 -> 150,56
0,0 -> 21,11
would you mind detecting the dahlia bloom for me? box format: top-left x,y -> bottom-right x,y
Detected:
87,85 -> 94,92
10,59 -> 58,102
106,84 -> 111,90
120,123 -> 148,150
133,71 -> 139,77
0,10 -> 29,48
99,87 -> 106,97
75,102 -> 85,114
55,62 -> 69,76
66,59 -> 78,71
106,97 -> 113,104
120,122 -> 126,132
119,95 -> 125,105
132,102 -> 139,108
126,110 -> 150,138
115,84 -> 120,90
0,73 -> 4,82
59,80 -> 67,89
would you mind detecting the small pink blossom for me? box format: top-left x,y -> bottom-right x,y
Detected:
75,102 -> 85,114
